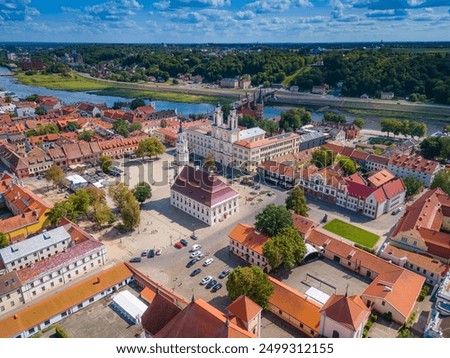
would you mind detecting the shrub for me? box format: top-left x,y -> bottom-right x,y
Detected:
382,312 -> 392,322
54,325 -> 69,338
354,243 -> 376,254
418,284 -> 431,302
370,313 -> 378,323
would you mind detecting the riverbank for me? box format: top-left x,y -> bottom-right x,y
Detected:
15,72 -> 227,104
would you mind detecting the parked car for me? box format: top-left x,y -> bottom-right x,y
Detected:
203,258 -> 214,266
175,242 -> 183,249
129,257 -> 142,263
180,238 -> 188,247
392,207 -> 405,215
147,249 -> 155,258
155,248 -> 162,256
190,268 -> 202,277
211,283 -> 223,293
190,250 -> 201,258
186,258 -> 197,268
197,253 -> 205,260
200,275 -> 212,285
219,268 -> 231,279
191,244 -> 202,252
206,279 -> 217,289
141,250 -> 148,257
190,232 -> 198,240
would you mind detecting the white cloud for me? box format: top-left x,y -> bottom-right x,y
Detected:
407,0 -> 427,6
294,0 -> 313,7
245,0 -> 292,13
235,10 -> 256,20
153,0 -> 170,10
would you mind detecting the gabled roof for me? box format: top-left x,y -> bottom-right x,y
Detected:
228,224 -> 269,255
227,295 -> 262,323
362,269 -> 425,320
268,276 -> 321,333
320,294 -> 370,331
382,178 -> 406,199
154,299 -> 255,338
292,213 -> 319,237
141,292 -> 182,336
367,169 -> 395,188
171,166 -> 238,208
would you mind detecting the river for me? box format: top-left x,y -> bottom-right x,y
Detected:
0,66 -> 295,119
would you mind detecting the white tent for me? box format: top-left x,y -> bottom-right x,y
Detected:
112,290 -> 148,324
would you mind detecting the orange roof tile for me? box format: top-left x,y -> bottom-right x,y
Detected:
292,213 -> 319,237
268,276 -> 321,333
0,263 -> 133,338
154,299 -> 255,338
367,169 -> 395,188
141,292 -> 182,336
228,224 -> 269,255
227,295 -> 262,323
140,287 -> 157,304
320,294 -> 370,331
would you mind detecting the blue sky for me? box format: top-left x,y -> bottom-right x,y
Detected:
0,0 -> 449,43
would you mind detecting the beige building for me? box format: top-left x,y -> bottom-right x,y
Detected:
233,132 -> 300,173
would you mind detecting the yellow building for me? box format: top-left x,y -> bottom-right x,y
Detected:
0,183 -> 52,243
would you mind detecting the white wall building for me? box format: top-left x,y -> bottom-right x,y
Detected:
170,166 -> 239,226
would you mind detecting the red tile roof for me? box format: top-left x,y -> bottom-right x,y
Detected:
292,213 -> 319,237
320,294 -> 371,331
141,292 -> 183,336
228,224 -> 269,255
382,178 -> 406,199
171,166 -> 238,208
367,169 -> 395,188
227,295 -> 262,323
388,154 -> 440,174
154,299 -> 255,338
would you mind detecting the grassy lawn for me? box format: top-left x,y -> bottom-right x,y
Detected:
323,219 -> 379,248
16,72 -> 114,91
15,72 -> 226,104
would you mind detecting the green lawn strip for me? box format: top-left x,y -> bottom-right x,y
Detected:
15,72 -> 113,91
323,219 -> 379,248
282,66 -> 310,87
94,87 -> 224,104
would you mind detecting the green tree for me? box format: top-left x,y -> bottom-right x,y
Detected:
285,187 -> 308,216
129,122 -> 142,132
255,204 -> 294,237
337,155 -> 357,175
120,195 -> 141,230
99,155 -> 113,173
65,121 -> 80,132
86,186 -> 106,205
403,176 -> 424,197
0,232 -> 9,248
279,108 -> 311,132
226,266 -> 274,309
47,201 -> 74,226
353,118 -> 364,129
257,120 -> 279,136
410,121 -> 427,139
133,182 -> 152,207
113,119 -> 129,137
45,165 -> 64,187
323,112 -> 346,124
420,137 -> 442,160
238,114 -> 257,129
311,148 -> 336,169
67,189 -> 91,217
26,94 -> 39,102
92,202 -> 115,227
108,183 -> 132,208
112,101 -> 125,110
262,227 -> 307,270
135,137 -> 165,159
77,130 -> 95,142
431,170 -> 450,195
130,98 -> 146,110
35,107 -> 46,116
203,150 -> 216,172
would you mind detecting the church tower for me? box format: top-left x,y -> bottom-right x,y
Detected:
214,104 -> 224,127
255,89 -> 264,121
175,121 -> 189,177
228,105 -> 238,130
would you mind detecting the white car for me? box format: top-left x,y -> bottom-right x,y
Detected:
196,253 -> 205,260
190,251 -> 201,258
190,244 -> 202,252
203,258 -> 214,266
200,275 -> 212,285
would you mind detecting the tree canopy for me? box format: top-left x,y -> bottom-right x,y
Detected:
99,155 -> 113,173
323,112 -> 346,124
403,175 -> 424,197
45,165 -> 64,187
0,232 -> 9,249
226,266 -> 274,309
279,108 -> 311,132
431,170 -> 450,195
130,98 -> 146,110
420,137 -> 450,161
135,137 -> 165,159
133,182 -> 152,206
285,187 -> 308,216
353,118 -> 364,129
238,114 -> 257,129
337,155 -> 357,175
311,148 -> 336,169
255,204 -> 293,237
257,119 -> 279,136
381,118 -> 427,138
108,183 -> 141,231
262,227 -> 307,270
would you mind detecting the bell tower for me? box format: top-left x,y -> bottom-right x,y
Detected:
175,121 -> 189,177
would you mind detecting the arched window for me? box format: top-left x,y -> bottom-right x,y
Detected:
332,330 -> 340,338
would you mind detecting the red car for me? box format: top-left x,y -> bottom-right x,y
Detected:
174,241 -> 183,249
